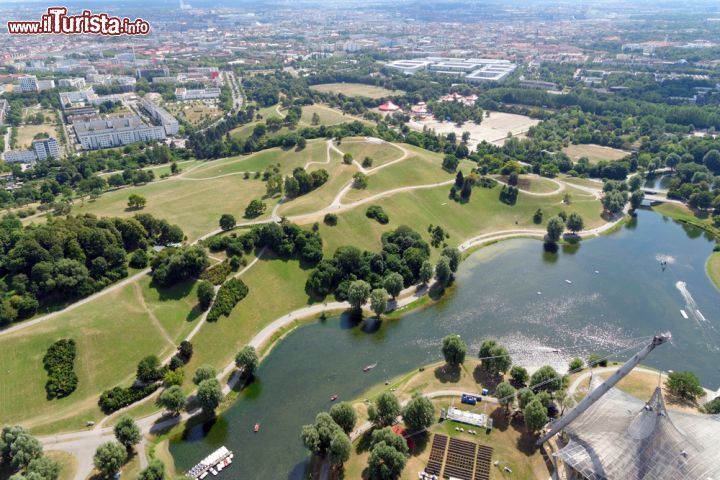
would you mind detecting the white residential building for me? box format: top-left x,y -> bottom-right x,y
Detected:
141,97 -> 180,135
32,137 -> 61,160
58,78 -> 86,89
37,79 -> 55,91
174,87 -> 221,101
73,115 -> 166,150
386,57 -> 516,82
19,75 -> 39,92
3,149 -> 37,164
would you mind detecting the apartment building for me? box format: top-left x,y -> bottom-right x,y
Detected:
73,115 -> 166,150
141,97 -> 180,135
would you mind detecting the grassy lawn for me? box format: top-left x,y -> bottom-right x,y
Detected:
0,275 -> 203,433
66,172 -> 269,241
165,101 -> 222,127
652,203 -> 719,237
299,104 -> 371,127
560,175 -> 604,189
46,450 -> 78,480
310,83 -> 403,99
229,105 -> 284,139
318,181 -> 602,256
336,138 -> 405,167
706,252 -> 720,291
563,144 -> 630,164
15,123 -> 58,149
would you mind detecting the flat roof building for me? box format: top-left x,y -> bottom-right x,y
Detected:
3,149 -> 37,164
73,115 -> 166,150
32,137 -> 61,160
141,97 -> 180,135
387,57 -> 516,82
175,87 -> 221,101
19,75 -> 39,93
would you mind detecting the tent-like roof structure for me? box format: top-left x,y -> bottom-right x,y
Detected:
555,380 -> 720,480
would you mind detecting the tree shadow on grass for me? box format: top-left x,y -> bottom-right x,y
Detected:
472,365 -> 501,391
153,278 -> 195,302
409,431 -> 431,456
434,364 -> 461,384
488,406 -> 511,433
508,414 -> 541,457
186,304 -> 203,322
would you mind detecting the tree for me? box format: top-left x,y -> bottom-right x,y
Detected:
347,280 -> 371,310
196,280 -> 215,311
1,426 -> 26,464
25,456 -> 60,480
530,365 -> 562,392
301,412 -> 344,456
235,345 -> 259,377
630,190 -> 645,211
244,199 -> 267,218
517,388 -> 535,409
368,391 -> 401,427
533,208 -> 543,224
353,172 -> 368,189
495,382 -> 516,412
138,458 -> 165,480
587,353 -> 608,367
546,216 -> 565,243
666,371 -> 704,401
368,441 -> 407,480
342,153 -> 353,165
419,261 -> 433,285
329,402 -> 357,434
478,339 -> 511,376
157,385 -> 186,415
127,194 -> 146,210
441,247 -> 461,272
311,112 -> 321,126
435,256 -> 452,286
163,368 -> 184,387
219,214 -> 236,231
401,394 -> 435,432
510,366 -> 529,386
441,335 -> 466,366
568,357 -> 584,372
323,213 -> 338,226
370,427 -> 408,455
383,272 -> 404,299
370,288 -> 388,317
93,441 -> 127,478
197,378 -> 223,414
704,397 -> 720,414
442,154 -> 459,172
193,365 -> 217,385
7,433 -> 43,471
566,212 -> 584,234
328,431 -> 351,466
113,415 -> 141,451
136,355 -> 162,383
523,399 -> 548,434
703,149 -> 720,175
602,190 -> 627,214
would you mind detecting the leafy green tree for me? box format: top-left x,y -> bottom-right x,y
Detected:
368,441 -> 407,480
602,190 -> 627,214
235,346 -> 259,377
347,280 -> 371,310
630,190 -> 645,211
25,456 -> 60,480
370,427 -> 408,454
342,153 -> 353,165
383,272 -> 404,299
7,433 -> 43,471
136,355 -> 162,383
219,214 -> 236,231
530,365 -> 563,392
510,366 -> 529,386
546,216 -> 565,243
244,199 -> 267,218
441,247 -> 460,272
523,399 -> 548,434
353,172 -> 368,189
568,357 -> 584,371
587,353 -> 608,367
113,415 -> 141,451
157,385 -> 186,415
329,431 -> 351,466
370,288 -> 388,317
323,213 -> 338,226
495,382 -> 516,412
517,388 -> 535,409
419,261 -> 433,285
138,458 -> 165,480
478,339 -> 511,376
127,194 -> 146,210
93,442 -> 127,478
666,371 -> 705,401
193,365 -> 217,385
566,213 -> 584,234
329,402 -> 357,435
533,208 -> 543,224
197,379 -> 223,414
163,368 -> 184,387
368,391 -> 401,427
442,154 -> 459,172
435,256 -> 452,286
401,394 -> 435,432
301,412 -> 344,456
704,397 -> 720,414
197,280 -> 215,311
1,426 -> 26,464
441,335 -> 466,366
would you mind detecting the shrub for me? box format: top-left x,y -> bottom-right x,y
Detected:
323,213 -> 338,226
129,249 -> 149,269
207,278 -> 249,322
99,384 -> 160,414
199,261 -> 231,285
366,205 -> 389,224
43,339 -> 78,399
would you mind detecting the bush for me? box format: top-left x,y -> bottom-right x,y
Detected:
199,261 -> 231,285
207,278 -> 249,322
43,339 -> 78,399
128,249 -> 149,269
666,371 -> 704,401
587,353 -> 608,367
323,213 -> 338,226
366,205 -> 389,224
99,384 -> 160,414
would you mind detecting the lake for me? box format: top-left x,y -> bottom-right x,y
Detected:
170,209 -> 720,478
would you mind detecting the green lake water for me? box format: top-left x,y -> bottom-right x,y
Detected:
170,209 -> 720,478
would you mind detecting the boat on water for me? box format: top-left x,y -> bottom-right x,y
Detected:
363,363 -> 377,372
680,309 -> 689,319
187,446 -> 233,480
330,394 -> 338,401
253,423 -> 260,433
565,279 -> 573,284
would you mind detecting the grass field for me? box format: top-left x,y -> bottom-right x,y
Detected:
497,175 -> 560,193
299,104 -> 371,127
707,252 -> 720,291
409,112 -> 539,148
46,450 -> 78,480
229,105 -> 284,139
0,276 -> 202,433
316,183 -> 603,257
15,123 -> 58,149
563,144 -> 630,164
560,175 -> 604,189
310,83 -> 403,99
165,101 -> 223,127
336,137 -> 405,167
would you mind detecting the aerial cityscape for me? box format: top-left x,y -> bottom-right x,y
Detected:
1,0 -> 720,479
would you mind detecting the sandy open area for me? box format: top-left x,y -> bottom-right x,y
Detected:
408,111 -> 540,149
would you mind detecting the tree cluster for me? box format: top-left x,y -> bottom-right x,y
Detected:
207,278 -> 249,322
42,338 -> 78,399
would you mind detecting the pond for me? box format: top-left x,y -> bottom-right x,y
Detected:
644,173 -> 675,191
170,209 -> 720,479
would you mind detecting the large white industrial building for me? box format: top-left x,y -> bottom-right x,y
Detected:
386,57 -> 516,82
73,115 -> 166,150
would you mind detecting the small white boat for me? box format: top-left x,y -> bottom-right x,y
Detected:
565,279 -> 573,284
210,468 -> 218,476
199,473 -> 208,479
537,291 -> 541,295
594,270 -> 600,274
697,310 -> 706,322
680,310 -> 688,319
